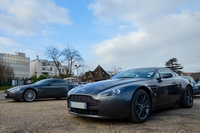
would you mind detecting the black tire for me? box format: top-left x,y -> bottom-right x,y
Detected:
129,89 -> 151,123
179,86 -> 193,108
23,89 -> 36,102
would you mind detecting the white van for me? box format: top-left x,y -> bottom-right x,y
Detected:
63,77 -> 77,84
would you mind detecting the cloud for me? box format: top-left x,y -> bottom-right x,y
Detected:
0,37 -> 20,46
89,0 -> 200,71
0,0 -> 72,36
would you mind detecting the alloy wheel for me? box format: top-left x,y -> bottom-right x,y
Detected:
135,93 -> 150,120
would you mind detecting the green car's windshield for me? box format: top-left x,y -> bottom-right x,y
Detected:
34,79 -> 50,85
111,68 -> 157,79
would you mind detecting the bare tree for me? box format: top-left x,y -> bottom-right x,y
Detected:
45,45 -> 64,77
107,66 -> 122,76
45,44 -> 85,78
62,44 -> 85,77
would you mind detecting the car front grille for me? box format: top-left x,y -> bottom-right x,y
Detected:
70,108 -> 98,115
68,95 -> 100,106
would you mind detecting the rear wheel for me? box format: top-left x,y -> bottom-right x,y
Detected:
129,89 -> 151,123
23,89 -> 36,102
179,86 -> 193,108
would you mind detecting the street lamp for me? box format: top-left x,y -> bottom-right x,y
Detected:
75,64 -> 81,82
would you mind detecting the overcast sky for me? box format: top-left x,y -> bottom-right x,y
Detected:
0,0 -> 199,73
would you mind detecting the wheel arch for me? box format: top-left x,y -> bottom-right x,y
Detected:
179,85 -> 193,108
180,84 -> 193,96
129,86 -> 152,123
130,86 -> 153,107
187,84 -> 193,93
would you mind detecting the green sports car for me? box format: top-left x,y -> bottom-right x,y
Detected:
5,78 -> 78,102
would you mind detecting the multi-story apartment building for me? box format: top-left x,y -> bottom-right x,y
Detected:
0,52 -> 30,85
30,56 -> 67,77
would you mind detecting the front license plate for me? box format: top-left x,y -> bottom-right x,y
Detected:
70,101 -> 87,109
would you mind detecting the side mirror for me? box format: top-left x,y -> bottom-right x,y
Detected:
162,73 -> 173,78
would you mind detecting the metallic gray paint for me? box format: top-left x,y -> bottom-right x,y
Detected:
5,78 -> 78,101
67,67 -> 193,120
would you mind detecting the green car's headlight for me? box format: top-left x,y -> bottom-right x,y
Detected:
98,88 -> 124,97
10,88 -> 21,93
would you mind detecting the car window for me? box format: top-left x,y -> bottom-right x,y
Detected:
45,80 -> 66,85
63,80 -> 68,84
52,80 -> 64,85
34,79 -> 50,85
155,68 -> 174,79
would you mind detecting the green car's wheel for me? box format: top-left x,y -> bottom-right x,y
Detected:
129,89 -> 151,123
23,89 -> 36,102
179,86 -> 193,108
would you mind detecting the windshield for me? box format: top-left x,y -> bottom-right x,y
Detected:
34,79 -> 50,85
111,68 -> 157,79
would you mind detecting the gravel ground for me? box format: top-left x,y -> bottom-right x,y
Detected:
0,96 -> 200,133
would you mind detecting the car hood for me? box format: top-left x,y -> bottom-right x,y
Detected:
69,78 -> 147,95
6,84 -> 35,91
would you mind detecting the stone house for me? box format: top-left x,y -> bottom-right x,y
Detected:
85,65 -> 110,82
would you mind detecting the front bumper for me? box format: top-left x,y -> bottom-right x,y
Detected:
67,94 -> 131,119
4,90 -> 23,100
4,91 -> 11,98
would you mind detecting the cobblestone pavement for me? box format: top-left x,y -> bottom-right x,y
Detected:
0,95 -> 200,133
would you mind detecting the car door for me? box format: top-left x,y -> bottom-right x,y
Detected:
154,68 -> 181,106
41,80 -> 66,98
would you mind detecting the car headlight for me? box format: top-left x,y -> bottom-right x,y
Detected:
98,88 -> 124,97
194,86 -> 199,89
10,88 -> 21,93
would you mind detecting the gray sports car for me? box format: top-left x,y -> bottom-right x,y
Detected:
5,78 -> 78,102
66,67 -> 193,123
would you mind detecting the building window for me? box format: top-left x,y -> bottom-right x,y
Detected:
42,67 -> 45,70
42,62 -> 46,66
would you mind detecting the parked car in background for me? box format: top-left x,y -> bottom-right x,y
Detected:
194,82 -> 200,95
181,76 -> 200,95
181,76 -> 196,86
78,82 -> 88,85
4,78 -> 78,102
67,67 -> 193,123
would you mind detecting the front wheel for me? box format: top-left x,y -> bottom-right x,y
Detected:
179,86 -> 193,108
129,89 -> 151,123
23,89 -> 36,102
